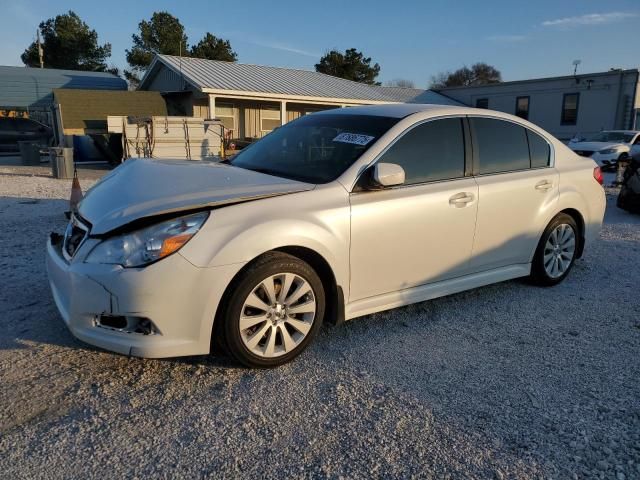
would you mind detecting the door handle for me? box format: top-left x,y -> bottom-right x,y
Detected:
535,180 -> 553,191
449,192 -> 475,208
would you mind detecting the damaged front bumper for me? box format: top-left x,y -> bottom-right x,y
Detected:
46,232 -> 243,358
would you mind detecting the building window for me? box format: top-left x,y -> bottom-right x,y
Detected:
216,103 -> 235,132
475,98 -> 489,109
515,96 -> 530,120
561,93 -> 579,125
260,105 -> 281,133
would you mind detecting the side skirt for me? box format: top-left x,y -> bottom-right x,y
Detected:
345,264 -> 531,320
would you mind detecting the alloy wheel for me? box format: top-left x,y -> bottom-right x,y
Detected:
239,273 -> 316,358
543,223 -> 576,278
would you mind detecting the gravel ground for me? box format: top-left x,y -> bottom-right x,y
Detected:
0,166 -> 639,479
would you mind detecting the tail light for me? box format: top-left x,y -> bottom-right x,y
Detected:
593,166 -> 604,185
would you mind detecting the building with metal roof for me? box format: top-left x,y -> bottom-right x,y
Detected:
139,55 -> 459,144
0,65 -> 127,110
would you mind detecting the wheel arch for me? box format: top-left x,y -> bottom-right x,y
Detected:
274,246 -> 345,326
211,246 -> 345,353
558,207 -> 586,258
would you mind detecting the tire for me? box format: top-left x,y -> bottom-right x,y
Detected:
218,252 -> 325,368
529,213 -> 579,286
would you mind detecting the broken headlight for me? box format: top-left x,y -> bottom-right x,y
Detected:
85,212 -> 209,267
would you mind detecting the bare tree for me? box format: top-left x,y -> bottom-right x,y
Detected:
430,63 -> 502,88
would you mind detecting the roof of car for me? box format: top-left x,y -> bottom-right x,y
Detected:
603,130 -> 639,134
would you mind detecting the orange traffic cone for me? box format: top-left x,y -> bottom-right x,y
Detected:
70,168 -> 83,212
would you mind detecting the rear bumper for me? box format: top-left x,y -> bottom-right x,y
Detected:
46,233 -> 243,358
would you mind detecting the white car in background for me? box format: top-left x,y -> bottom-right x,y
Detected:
568,130 -> 640,171
47,104 -> 606,368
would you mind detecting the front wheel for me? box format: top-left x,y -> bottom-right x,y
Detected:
219,252 -> 325,368
529,213 -> 579,286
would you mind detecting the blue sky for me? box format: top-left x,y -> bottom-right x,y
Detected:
2,0 -> 638,86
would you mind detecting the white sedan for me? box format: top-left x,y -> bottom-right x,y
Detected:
47,104 -> 606,367
568,130 -> 640,171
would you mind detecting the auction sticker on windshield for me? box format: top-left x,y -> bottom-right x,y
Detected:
333,132 -> 375,146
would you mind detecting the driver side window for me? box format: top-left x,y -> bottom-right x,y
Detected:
378,118 -> 465,185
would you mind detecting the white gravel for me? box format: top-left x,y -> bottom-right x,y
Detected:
1,167 -> 639,479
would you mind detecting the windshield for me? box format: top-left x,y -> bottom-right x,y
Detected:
230,113 -> 400,183
586,131 -> 635,143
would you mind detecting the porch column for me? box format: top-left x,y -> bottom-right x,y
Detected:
280,101 -> 287,125
208,95 -> 216,118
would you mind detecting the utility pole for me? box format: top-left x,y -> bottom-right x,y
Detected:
36,30 -> 44,68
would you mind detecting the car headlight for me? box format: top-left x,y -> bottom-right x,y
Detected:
86,211 -> 209,267
599,147 -> 622,155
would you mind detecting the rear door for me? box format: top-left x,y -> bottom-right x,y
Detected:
349,117 -> 479,301
467,117 -> 558,271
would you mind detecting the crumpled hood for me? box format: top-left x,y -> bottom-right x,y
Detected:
569,141 -> 628,152
79,158 -> 314,235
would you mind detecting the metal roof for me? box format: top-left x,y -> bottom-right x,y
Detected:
141,55 -> 461,105
0,65 -> 127,108
435,68 -> 640,91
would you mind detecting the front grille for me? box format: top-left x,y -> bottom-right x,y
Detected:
575,150 -> 594,157
62,214 -> 89,261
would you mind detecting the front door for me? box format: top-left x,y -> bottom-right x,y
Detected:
349,117 -> 478,301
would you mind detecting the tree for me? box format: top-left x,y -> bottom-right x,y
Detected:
190,33 -> 237,62
125,12 -> 188,86
315,48 -> 381,85
384,78 -> 415,88
21,11 -> 113,72
430,63 -> 502,88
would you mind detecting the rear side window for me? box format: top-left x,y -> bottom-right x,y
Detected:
527,130 -> 550,168
471,118 -> 530,174
379,118 -> 465,185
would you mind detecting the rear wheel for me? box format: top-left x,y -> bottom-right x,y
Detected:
219,252 -> 325,368
529,213 -> 578,286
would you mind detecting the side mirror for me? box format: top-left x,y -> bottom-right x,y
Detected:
373,162 -> 405,187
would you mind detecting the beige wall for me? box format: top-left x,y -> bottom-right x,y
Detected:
211,100 -> 337,140
192,98 -> 209,118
